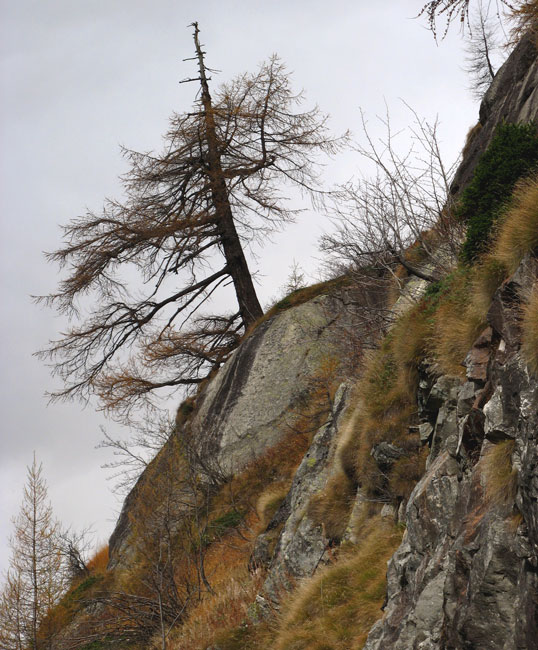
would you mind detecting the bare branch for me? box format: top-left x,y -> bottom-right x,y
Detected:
321,104 -> 463,298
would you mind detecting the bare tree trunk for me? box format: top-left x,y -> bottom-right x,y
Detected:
192,22 -> 263,326
158,590 -> 166,650
31,479 -> 38,650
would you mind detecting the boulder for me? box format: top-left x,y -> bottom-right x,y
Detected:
188,293 -> 358,474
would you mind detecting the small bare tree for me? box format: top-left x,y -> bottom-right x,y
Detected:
465,0 -> 502,99
321,104 -> 463,300
56,526 -> 95,582
99,432 -> 222,648
98,413 -> 173,495
0,457 -> 66,650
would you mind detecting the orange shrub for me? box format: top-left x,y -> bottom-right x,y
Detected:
87,544 -> 109,575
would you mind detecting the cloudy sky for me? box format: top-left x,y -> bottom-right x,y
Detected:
0,0 -> 508,574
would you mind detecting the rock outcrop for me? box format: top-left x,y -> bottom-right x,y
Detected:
363,256 -> 538,650
188,293 -> 353,474
108,287 -> 368,568
452,33 -> 538,195
259,383 -> 350,606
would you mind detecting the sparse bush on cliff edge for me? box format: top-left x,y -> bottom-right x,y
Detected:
459,123 -> 538,263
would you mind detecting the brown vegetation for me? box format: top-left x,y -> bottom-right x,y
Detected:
274,516 -> 403,650
430,269 -> 488,377
481,439 -> 518,507
521,283 -> 538,373
257,483 -> 291,529
245,276 -> 351,339
308,471 -> 356,542
509,0 -> 538,45
462,122 -> 483,159
86,544 -> 109,575
494,174 -> 538,273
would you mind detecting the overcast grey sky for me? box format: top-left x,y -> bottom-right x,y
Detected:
0,0 -> 505,574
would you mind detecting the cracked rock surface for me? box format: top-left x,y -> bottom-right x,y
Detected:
364,257 -> 538,650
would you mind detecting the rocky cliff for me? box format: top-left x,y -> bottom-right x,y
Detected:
364,256 -> 538,649
451,32 -> 538,195
48,31 -> 538,650
108,282 -> 378,571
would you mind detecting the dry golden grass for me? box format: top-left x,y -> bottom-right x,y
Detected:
308,471 -> 356,542
429,266 -> 497,377
494,174 -> 538,274
464,440 -> 520,544
333,389 -> 364,491
432,302 -> 485,377
213,428 -> 312,522
481,439 -> 518,508
391,306 -> 432,386
245,276 -> 351,339
351,309 -> 427,500
462,122 -> 483,160
257,482 -> 291,528
167,565 -> 264,650
521,283 -> 538,374
273,516 -> 403,650
334,304 -> 430,505
388,446 -> 429,501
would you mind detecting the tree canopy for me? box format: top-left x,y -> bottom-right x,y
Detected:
419,0 -> 513,38
38,23 -> 345,419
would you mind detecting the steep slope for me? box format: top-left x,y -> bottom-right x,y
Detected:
359,36 -> 538,650
263,36 -> 538,650
452,32 -> 538,195
364,257 -> 538,649
44,31 -> 538,650
107,281 -> 376,573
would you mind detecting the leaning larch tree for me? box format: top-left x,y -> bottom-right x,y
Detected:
38,23 -> 344,419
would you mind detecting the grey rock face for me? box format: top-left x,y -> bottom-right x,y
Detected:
451,34 -> 538,196
189,293 -> 356,474
260,384 -> 350,604
371,441 -> 406,470
108,290 -> 361,569
364,259 -> 538,650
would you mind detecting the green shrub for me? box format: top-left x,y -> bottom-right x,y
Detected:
459,123 -> 538,263
206,509 -> 245,541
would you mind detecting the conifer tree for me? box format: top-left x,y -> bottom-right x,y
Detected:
0,457 -> 65,650
38,22 -> 345,420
